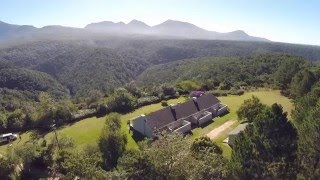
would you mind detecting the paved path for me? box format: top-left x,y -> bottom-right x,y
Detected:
206,120 -> 236,140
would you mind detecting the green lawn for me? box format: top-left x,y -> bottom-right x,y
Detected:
0,90 -> 293,156
0,96 -> 187,154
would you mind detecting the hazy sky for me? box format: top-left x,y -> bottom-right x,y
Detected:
1,0 -> 320,45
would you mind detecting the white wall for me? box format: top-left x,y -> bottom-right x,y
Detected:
132,116 -> 153,137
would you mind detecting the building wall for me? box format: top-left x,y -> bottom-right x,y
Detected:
173,121 -> 191,134
206,103 -> 220,116
218,105 -> 229,116
186,115 -> 198,124
198,112 -> 213,126
132,116 -> 153,137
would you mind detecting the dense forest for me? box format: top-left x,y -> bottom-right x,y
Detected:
137,54 -> 309,88
1,39 -> 320,97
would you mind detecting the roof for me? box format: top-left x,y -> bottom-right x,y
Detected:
1,133 -> 13,137
228,123 -> 249,135
173,100 -> 199,119
146,106 -> 176,130
190,91 -> 205,98
196,93 -> 220,110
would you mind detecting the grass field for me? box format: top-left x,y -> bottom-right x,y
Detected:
0,90 -> 293,156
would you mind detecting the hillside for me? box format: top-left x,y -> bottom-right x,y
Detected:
0,39 -> 320,96
0,68 -> 65,94
136,54 -> 307,87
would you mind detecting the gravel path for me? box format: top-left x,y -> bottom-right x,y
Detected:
206,120 -> 236,140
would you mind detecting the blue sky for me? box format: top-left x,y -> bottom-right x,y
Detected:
1,0 -> 320,45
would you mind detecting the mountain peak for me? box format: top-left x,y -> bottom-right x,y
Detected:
155,19 -> 200,30
0,20 -> 269,42
128,19 -> 149,27
229,30 -> 248,36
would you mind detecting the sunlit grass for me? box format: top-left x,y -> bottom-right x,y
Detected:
0,90 -> 292,157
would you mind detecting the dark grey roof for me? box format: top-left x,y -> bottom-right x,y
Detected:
146,106 -> 176,130
228,123 -> 249,135
173,100 -> 199,119
196,93 -> 220,110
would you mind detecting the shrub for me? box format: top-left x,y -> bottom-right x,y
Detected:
161,100 -> 168,107
106,88 -> 137,113
230,89 -> 245,96
136,96 -> 161,107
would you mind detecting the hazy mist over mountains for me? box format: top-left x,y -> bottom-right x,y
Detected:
0,19 -> 269,43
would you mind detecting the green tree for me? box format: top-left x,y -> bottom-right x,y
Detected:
191,136 -> 222,154
176,80 -> 201,94
118,150 -> 157,179
0,148 -> 19,179
98,113 -> 127,170
292,89 -> 320,178
274,56 -> 306,89
230,103 -> 298,179
107,88 -> 137,113
236,96 -> 266,122
290,69 -> 316,98
57,147 -> 105,179
136,133 -> 226,179
6,109 -> 26,130
161,84 -> 177,97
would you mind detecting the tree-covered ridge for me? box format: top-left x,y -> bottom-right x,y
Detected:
0,39 -> 320,96
0,68 -> 66,95
137,54 -> 309,88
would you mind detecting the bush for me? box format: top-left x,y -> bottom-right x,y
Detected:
176,80 -> 201,94
230,89 -> 245,96
161,100 -> 168,107
210,90 -> 228,97
96,104 -> 108,117
106,88 -> 137,113
136,96 -> 161,107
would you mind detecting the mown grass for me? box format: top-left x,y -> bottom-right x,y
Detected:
0,90 -> 292,157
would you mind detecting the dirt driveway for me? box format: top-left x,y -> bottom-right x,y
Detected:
206,120 -> 236,140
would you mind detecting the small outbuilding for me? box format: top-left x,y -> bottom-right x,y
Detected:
227,123 -> 249,147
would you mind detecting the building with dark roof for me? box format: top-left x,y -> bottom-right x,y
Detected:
227,123 -> 249,147
131,93 -> 229,138
173,100 -> 199,120
146,107 -> 176,130
196,93 -> 220,111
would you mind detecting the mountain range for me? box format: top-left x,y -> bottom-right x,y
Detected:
0,19 -> 269,43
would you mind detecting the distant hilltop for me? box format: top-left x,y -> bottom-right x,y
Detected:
0,19 -> 269,42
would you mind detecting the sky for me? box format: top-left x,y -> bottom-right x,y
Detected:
1,0 -> 320,45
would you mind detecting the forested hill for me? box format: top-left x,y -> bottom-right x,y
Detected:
0,39 -> 320,96
136,54 -> 308,87
0,60 -> 67,97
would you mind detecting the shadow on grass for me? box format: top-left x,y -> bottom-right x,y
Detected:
0,141 -> 9,146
